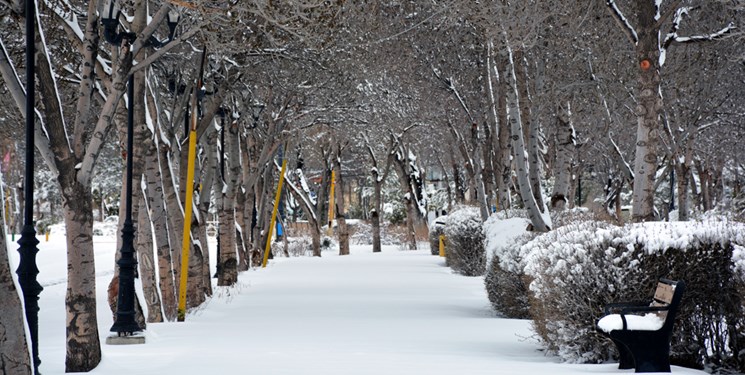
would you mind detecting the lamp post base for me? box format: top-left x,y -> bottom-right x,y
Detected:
105,333 -> 146,345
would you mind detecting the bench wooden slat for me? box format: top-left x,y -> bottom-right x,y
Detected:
652,283 -> 675,305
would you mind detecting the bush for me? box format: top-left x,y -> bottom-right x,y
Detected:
428,216 -> 447,255
484,210 -> 537,319
484,249 -> 532,319
443,207 -> 486,276
482,210 -> 536,318
522,220 -> 745,372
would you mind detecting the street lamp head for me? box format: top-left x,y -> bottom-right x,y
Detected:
101,0 -> 127,45
101,0 -> 119,22
167,9 -> 180,40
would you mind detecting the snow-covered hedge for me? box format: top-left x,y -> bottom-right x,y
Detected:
484,236 -> 534,319
428,216 -> 447,256
522,220 -> 745,372
443,207 -> 486,276
482,211 -> 535,318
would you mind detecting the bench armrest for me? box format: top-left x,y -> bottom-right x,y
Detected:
618,305 -> 669,330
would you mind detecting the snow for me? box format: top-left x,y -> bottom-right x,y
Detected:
5,231 -> 709,375
482,212 -> 532,265
597,313 -> 665,332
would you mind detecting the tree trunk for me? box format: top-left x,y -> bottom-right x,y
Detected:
550,104 -> 575,211
195,131 -> 216,297
36,20 -> 103,369
136,199 -> 163,323
334,146 -> 350,256
143,134 -> 177,321
218,119 -> 240,286
235,167 -> 249,271
631,2 -> 663,222
371,210 -> 382,252
251,175 -> 266,267
451,156 -> 465,204
61,182 -> 101,372
505,44 -> 550,232
676,161 -> 691,221
514,49 -> 545,212
0,183 -> 31,375
311,228 -> 321,257
495,52 -> 512,211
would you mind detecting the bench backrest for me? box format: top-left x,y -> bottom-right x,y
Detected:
651,279 -> 685,330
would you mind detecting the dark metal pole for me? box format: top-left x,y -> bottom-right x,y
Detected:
215,109 -> 225,278
670,167 -> 675,211
110,72 -> 140,335
17,0 -> 43,372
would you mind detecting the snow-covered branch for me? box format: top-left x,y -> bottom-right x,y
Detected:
671,22 -> 736,44
609,131 -> 634,180
431,65 -> 474,123
0,37 -> 58,176
605,0 -> 639,45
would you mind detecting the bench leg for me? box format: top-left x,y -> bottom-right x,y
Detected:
611,331 -> 671,373
629,343 -> 671,373
611,338 -> 635,370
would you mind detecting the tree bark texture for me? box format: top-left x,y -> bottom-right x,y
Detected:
143,133 -> 177,321
334,146 -> 350,256
36,21 -> 103,370
550,106 -> 575,211
505,45 -> 550,232
61,183 -> 101,372
196,131 -> 216,296
393,145 -> 427,250
630,1 -> 663,222
495,52 -> 512,211
0,194 -> 31,375
218,119 -> 240,286
136,199 -> 163,323
514,49 -> 545,212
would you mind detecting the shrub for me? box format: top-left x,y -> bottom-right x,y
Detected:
443,207 -> 486,276
484,250 -> 532,319
482,210 -> 536,318
428,216 -> 447,255
523,220 -> 745,372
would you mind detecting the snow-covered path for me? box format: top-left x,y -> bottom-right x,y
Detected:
20,240 -> 705,374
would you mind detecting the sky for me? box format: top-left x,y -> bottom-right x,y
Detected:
6,229 -> 708,375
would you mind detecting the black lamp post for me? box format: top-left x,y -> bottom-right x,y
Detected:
669,167 -> 675,212
16,0 -> 43,372
101,0 -> 178,338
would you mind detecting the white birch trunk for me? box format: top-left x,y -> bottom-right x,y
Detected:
550,104 -> 575,211
218,119 -> 239,286
136,198 -> 163,323
0,177 -> 31,375
333,145 -> 350,256
505,44 -> 550,232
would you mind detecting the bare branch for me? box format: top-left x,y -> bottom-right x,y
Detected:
605,0 -> 639,45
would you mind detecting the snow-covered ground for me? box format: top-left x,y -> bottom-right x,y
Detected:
6,233 -> 706,374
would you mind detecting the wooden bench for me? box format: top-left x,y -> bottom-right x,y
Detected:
596,278 -> 685,373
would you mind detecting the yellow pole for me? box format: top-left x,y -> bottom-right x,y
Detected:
262,159 -> 288,268
177,46 -> 207,322
177,129 -> 198,322
45,230 -> 49,242
439,234 -> 446,257
326,169 -> 336,236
